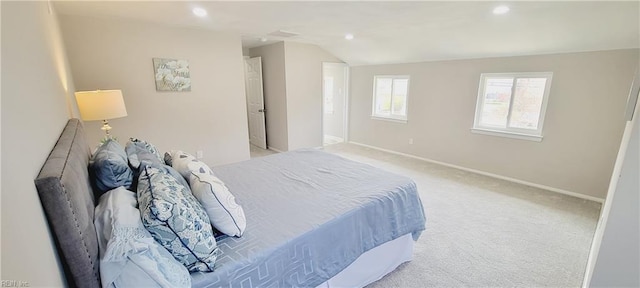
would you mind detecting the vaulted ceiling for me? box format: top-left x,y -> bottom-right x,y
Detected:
54,1 -> 640,66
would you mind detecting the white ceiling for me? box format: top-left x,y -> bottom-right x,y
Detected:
54,1 -> 640,66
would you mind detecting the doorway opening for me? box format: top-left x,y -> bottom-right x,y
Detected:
322,62 -> 349,146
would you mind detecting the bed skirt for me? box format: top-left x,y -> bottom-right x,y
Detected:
317,233 -> 414,288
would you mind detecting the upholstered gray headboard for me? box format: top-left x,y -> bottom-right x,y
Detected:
34,118 -> 100,288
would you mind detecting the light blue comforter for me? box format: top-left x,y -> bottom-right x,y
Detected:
191,149 -> 426,287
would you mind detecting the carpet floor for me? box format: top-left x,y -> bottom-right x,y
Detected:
324,143 -> 601,288
250,143 -> 601,287
249,144 -> 277,158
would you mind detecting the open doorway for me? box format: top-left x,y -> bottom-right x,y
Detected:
322,62 -> 349,146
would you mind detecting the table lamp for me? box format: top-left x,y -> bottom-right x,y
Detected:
75,89 -> 128,140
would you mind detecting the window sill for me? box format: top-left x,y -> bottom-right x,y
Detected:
371,116 -> 407,124
471,128 -> 543,142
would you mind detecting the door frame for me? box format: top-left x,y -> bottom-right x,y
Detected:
321,62 -> 350,146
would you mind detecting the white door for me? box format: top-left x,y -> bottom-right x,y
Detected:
244,57 -> 267,149
322,62 -> 349,146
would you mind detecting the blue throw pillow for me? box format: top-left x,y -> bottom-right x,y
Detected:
125,140 -> 189,189
128,138 -> 164,164
90,139 -> 133,194
125,139 -> 163,169
137,166 -> 219,272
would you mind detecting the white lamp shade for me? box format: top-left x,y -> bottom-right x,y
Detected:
75,90 -> 128,121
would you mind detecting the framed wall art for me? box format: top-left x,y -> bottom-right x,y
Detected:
153,58 -> 191,91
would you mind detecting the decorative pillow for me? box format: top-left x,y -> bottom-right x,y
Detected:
125,139 -> 163,169
164,152 -> 174,167
169,150 -> 247,237
165,151 -> 191,180
94,187 -> 191,287
126,140 -> 190,190
90,139 -> 133,194
129,138 -> 164,164
137,166 -> 218,272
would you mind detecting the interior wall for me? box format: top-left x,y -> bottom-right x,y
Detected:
349,49 -> 638,199
283,42 -> 343,150
59,14 -> 250,166
589,94 -> 639,287
1,2 -> 78,285
249,42 -> 289,151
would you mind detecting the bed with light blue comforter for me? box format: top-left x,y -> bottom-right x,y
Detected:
191,149 -> 426,288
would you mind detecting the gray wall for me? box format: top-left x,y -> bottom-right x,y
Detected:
1,2 -> 78,285
284,42 -> 342,150
250,42 -> 343,151
59,14 -> 250,166
589,96 -> 639,287
349,49 -> 638,199
249,42 -> 289,151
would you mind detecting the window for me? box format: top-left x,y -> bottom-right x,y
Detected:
372,75 -> 410,122
473,72 -> 553,141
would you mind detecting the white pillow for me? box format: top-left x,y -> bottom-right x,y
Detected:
168,150 -> 247,237
94,187 -> 191,288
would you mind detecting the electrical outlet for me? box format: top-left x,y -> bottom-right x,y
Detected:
196,150 -> 204,159
408,138 -> 414,145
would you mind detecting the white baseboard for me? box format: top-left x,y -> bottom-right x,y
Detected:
267,146 -> 284,153
348,141 -> 604,203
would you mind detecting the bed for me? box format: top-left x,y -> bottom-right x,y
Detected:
35,119 -> 426,287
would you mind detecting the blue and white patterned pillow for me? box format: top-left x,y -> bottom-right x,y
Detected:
128,138 -> 164,166
168,150 -> 247,237
137,166 -> 218,272
126,140 -> 190,189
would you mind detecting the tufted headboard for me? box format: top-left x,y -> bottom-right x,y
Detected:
34,118 -> 101,288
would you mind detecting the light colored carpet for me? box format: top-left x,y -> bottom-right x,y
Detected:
249,143 -> 601,287
324,134 -> 345,146
249,144 -> 277,158
323,143 -> 601,288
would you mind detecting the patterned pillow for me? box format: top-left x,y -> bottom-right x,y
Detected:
90,139 -> 133,194
165,151 -> 192,180
126,140 -> 190,189
128,138 -> 164,166
137,166 -> 218,272
168,151 -> 247,237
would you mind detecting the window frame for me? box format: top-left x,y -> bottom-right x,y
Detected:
371,75 -> 410,123
472,72 -> 553,142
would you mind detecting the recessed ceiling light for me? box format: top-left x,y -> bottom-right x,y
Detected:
345,34 -> 354,40
192,7 -> 207,17
493,5 -> 510,15
260,37 -> 268,42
